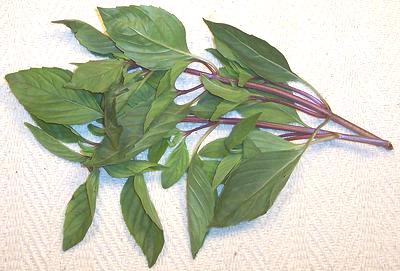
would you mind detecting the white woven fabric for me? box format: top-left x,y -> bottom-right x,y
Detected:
1,0 -> 399,270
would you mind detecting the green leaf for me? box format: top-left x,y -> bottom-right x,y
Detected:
67,59 -> 125,93
201,76 -> 250,103
212,148 -> 304,227
204,20 -> 298,83
237,101 -> 304,125
25,123 -> 85,162
30,115 -> 82,143
148,138 -> 169,163
225,113 -> 260,150
133,175 -> 163,229
198,138 -> 229,159
104,160 -> 161,178
211,153 -> 241,189
5,68 -> 102,125
87,124 -> 105,136
190,92 -> 222,119
144,91 -> 175,131
156,61 -> 189,96
161,140 -> 189,188
187,154 -> 215,258
99,5 -> 192,70
210,100 -> 238,121
121,176 -> 164,267
63,169 -> 99,250
53,20 -> 121,56
245,130 -> 301,153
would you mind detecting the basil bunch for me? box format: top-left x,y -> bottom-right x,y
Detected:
5,5 -> 391,267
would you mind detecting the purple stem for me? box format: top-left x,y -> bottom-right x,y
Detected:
182,116 -> 393,150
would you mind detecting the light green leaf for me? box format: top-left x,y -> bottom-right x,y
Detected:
25,123 -> 85,162
245,130 -> 301,153
204,20 -> 297,83
67,59 -> 125,93
144,91 -> 175,131
121,176 -> 164,267
198,138 -> 230,159
211,154 -> 241,189
53,20 -> 121,56
104,160 -> 161,178
225,113 -> 260,150
30,115 -> 82,144
187,154 -> 215,258
63,169 -> 99,250
134,175 -> 163,229
210,100 -> 238,121
237,101 -> 304,125
87,123 -> 105,136
212,148 -> 304,227
5,68 -> 102,124
161,140 -> 189,188
99,5 -> 192,70
156,61 -> 189,96
201,76 -> 250,103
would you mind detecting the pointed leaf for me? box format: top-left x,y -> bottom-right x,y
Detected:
121,177 -> 164,267
63,169 -> 99,250
134,175 -> 163,229
212,148 -> 304,227
25,123 -> 85,162
245,130 -> 301,153
161,140 -> 189,188
187,154 -> 215,257
204,20 -> 298,83
87,123 -> 105,136
53,20 -> 121,56
210,100 -> 238,121
104,160 -> 161,178
67,59 -> 125,93
31,115 -> 82,143
198,138 -> 229,159
225,113 -> 261,150
211,154 -> 241,189
99,5 -> 192,70
5,68 -> 102,124
201,76 -> 250,103
148,138 -> 169,163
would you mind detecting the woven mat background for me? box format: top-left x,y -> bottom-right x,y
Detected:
1,0 -> 399,270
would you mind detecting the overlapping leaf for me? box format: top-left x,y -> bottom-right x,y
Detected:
5,68 -> 102,124
121,176 -> 164,267
99,5 -> 192,70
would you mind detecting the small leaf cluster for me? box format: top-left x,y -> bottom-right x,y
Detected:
6,5 -> 318,267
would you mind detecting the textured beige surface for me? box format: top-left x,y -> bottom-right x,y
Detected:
1,0 -> 400,270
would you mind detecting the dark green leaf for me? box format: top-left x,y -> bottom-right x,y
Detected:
63,169 -> 99,250
211,154 -> 241,189
201,76 -> 250,103
148,138 -> 169,163
5,68 -> 102,124
104,160 -> 161,178
144,91 -> 175,131
190,92 -> 222,119
53,20 -> 121,56
99,5 -> 192,70
187,154 -> 215,258
161,140 -> 189,188
156,61 -> 189,96
31,115 -> 82,143
212,148 -> 304,227
204,20 -> 298,83
134,175 -> 163,229
25,123 -> 85,162
225,113 -> 260,150
121,176 -> 164,267
67,59 -> 125,93
87,123 -> 105,136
